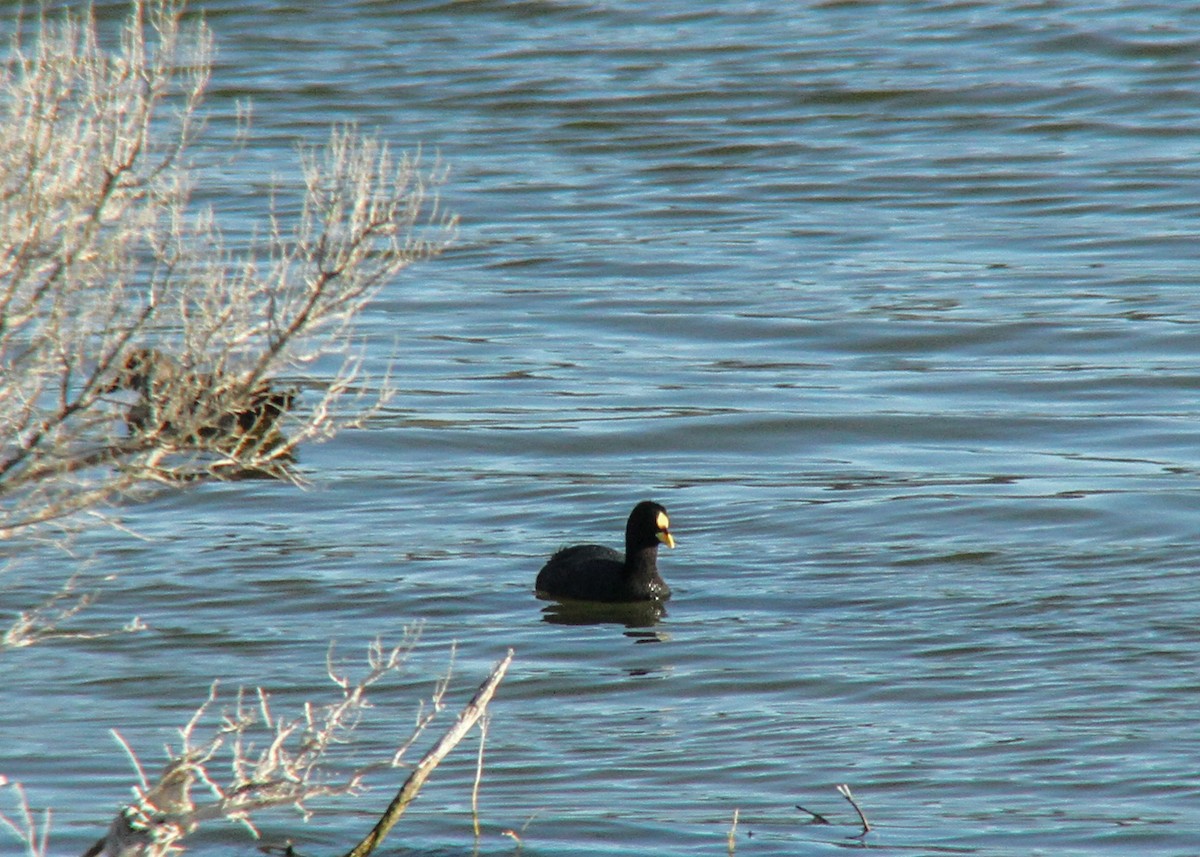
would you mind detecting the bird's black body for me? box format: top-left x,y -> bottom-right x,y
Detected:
535,501 -> 675,603
104,347 -> 296,456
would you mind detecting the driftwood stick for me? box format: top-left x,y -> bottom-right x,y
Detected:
794,804 -> 831,825
340,649 -> 514,857
835,783 -> 871,836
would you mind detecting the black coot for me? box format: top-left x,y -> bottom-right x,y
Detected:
535,501 -> 675,602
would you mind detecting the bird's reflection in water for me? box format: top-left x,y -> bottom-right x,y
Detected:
538,596 -> 669,643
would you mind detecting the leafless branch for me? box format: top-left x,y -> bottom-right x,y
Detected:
0,0 -> 455,541
794,803 -> 831,825
1,571 -> 147,650
836,783 -> 871,836
341,648 -> 514,857
471,712 -> 490,840
73,635 -> 489,857
0,776 -> 50,857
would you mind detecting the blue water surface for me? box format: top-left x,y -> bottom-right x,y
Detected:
4,2 -> 1200,855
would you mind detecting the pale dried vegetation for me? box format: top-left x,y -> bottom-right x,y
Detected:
0,0 -> 456,539
0,2 -> 509,855
0,637 -> 513,857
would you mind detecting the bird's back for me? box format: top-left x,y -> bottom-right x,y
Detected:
536,544 -> 670,602
536,544 -> 627,601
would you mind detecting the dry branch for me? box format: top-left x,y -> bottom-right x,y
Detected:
0,776 -> 50,857
341,648 -> 514,857
70,635 -> 460,857
470,712 -> 490,839
836,783 -> 871,836
0,0 -> 456,540
57,642 -> 512,857
793,803 -> 831,825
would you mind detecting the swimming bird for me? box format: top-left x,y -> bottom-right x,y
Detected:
104,347 -> 296,457
535,501 -> 676,603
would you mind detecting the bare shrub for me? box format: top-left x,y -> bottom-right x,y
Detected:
0,776 -> 49,857
1,571 -> 148,648
0,0 -> 456,539
0,640 -> 513,857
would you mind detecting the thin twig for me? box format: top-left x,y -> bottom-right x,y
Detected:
340,649 -> 514,857
836,783 -> 871,836
794,804 -> 831,825
110,729 -> 151,795
0,777 -> 50,857
500,811 -> 538,856
727,807 -> 739,855
471,712 -> 489,840
0,573 -> 139,650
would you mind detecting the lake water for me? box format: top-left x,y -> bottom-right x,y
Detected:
4,1 -> 1200,855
